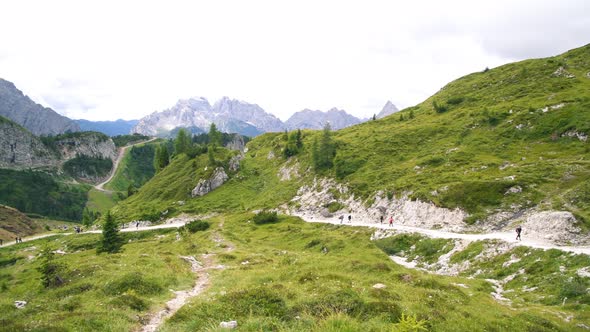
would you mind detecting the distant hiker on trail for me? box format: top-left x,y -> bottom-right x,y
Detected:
380,215 -> 384,224
348,215 -> 352,223
15,237 -> 18,244
136,221 -> 140,229
516,226 -> 522,241
389,216 -> 393,227
339,215 -> 344,224
0,239 -> 3,246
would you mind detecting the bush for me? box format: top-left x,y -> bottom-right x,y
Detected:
253,211 -> 279,225
183,220 -> 210,233
433,100 -> 448,113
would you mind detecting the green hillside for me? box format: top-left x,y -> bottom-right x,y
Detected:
114,44 -> 590,227
105,142 -> 157,192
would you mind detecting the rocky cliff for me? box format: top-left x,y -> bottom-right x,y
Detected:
0,78 -> 80,136
132,96 -> 283,137
0,117 -> 58,169
52,132 -> 117,161
284,108 -> 361,130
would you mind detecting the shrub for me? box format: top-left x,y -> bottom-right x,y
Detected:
433,100 -> 448,113
447,96 -> 465,105
325,201 -> 345,213
183,220 -> 210,233
253,211 -> 279,225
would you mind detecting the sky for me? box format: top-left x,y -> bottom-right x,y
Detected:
0,0 -> 588,121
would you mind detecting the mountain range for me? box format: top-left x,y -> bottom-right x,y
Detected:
75,119 -> 139,137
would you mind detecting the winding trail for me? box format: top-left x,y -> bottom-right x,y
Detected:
95,137 -> 157,192
141,223 -> 234,332
297,214 -> 590,255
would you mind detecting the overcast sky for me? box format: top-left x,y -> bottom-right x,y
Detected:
0,0 -> 588,121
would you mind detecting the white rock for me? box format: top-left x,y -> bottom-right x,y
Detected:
372,283 -> 387,289
220,320 -> 238,329
14,301 -> 27,309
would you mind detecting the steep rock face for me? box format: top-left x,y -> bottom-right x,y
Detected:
225,134 -> 246,152
285,108 -> 361,130
132,96 -> 283,137
0,78 -> 80,136
0,117 -> 58,169
54,133 -> 117,161
191,167 -> 229,197
376,101 -> 399,119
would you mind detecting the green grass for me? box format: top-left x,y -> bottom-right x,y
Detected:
86,188 -> 120,214
0,227 -> 204,331
158,214 -> 583,331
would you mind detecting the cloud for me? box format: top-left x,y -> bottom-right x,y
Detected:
0,0 -> 588,121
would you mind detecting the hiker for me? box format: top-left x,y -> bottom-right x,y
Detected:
136,221 -> 140,229
339,215 -> 344,224
380,215 -> 384,224
19,237 -> 22,243
389,216 -> 393,227
348,215 -> 352,223
516,226 -> 522,241
15,237 -> 18,244
0,239 -> 3,246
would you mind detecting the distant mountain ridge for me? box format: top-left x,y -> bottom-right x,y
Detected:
76,119 -> 139,136
376,100 -> 399,119
0,78 -> 80,136
132,97 -> 280,137
284,107 -> 362,130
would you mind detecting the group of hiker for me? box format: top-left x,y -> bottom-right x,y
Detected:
337,213 -> 525,241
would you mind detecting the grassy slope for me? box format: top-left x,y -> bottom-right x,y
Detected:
113,45 -> 590,227
1,216 -> 585,331
160,215 -> 584,331
330,44 -> 590,223
0,228 -> 201,331
0,205 -> 42,241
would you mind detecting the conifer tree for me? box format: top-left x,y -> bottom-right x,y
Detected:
97,211 -> 123,254
174,128 -> 191,155
313,123 -> 336,170
409,109 -> 415,119
208,123 -> 222,150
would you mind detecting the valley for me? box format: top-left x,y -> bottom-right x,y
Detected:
1,44 -> 589,331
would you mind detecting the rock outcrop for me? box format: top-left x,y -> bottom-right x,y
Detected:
54,132 -> 117,161
191,167 -> 229,197
0,78 -> 80,136
284,108 -> 361,130
225,134 -> 246,152
0,117 -> 58,169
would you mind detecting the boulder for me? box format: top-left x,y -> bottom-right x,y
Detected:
191,167 -> 229,197
220,320 -> 238,329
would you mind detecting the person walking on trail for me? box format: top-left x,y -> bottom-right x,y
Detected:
339,215 -> 344,224
389,216 -> 393,227
348,215 -> 352,223
516,226 -> 522,241
380,215 -> 384,224
0,239 -> 3,246
136,221 -> 140,229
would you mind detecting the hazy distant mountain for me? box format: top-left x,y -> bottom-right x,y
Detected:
0,78 -> 80,136
376,100 -> 399,119
75,119 -> 139,136
132,96 -> 282,137
285,108 -> 362,130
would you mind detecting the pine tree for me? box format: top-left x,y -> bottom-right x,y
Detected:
372,114 -> 377,121
409,109 -> 415,119
314,123 -> 336,170
97,211 -> 123,254
208,123 -> 222,150
295,129 -> 303,149
174,128 -> 191,155
153,144 -> 169,172
399,114 -> 405,121
38,246 -> 64,287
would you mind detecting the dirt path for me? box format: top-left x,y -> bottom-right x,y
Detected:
297,214 -> 590,255
141,223 -> 233,332
95,137 -> 157,192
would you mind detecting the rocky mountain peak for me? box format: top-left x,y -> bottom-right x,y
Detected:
376,100 -> 399,119
285,107 -> 361,130
0,78 -> 80,136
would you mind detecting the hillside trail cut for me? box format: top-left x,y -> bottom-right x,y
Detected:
95,137 -> 157,192
297,214 -> 590,255
141,222 -> 234,332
